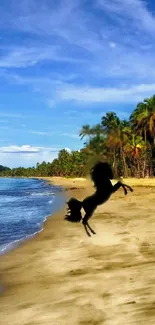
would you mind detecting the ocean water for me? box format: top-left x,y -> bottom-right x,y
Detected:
0,177 -> 65,254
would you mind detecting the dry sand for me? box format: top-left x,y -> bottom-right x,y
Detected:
1,177 -> 155,325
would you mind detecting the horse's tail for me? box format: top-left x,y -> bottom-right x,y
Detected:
65,198 -> 83,223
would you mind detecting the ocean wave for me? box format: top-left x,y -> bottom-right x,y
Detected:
0,196 -> 22,203
0,177 -> 65,256
0,212 -> 50,255
48,199 -> 53,204
28,191 -> 55,196
0,227 -> 43,255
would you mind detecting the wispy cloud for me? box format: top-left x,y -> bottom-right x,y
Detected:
3,69 -> 155,106
0,145 -> 40,154
54,83 -> 155,103
29,129 -> 79,138
98,0 -> 155,34
0,144 -> 69,154
0,119 -> 9,124
0,112 -> 26,118
28,130 -> 54,136
0,144 -> 71,167
60,132 -> 79,139
0,45 -> 85,68
0,126 -> 9,130
1,0 -> 155,108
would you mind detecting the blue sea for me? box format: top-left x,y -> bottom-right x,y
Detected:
0,177 -> 65,254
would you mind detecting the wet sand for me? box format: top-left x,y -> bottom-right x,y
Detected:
1,178 -> 155,324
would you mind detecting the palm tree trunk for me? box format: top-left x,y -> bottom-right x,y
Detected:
113,150 -> 117,176
142,160 -> 146,178
121,148 -> 128,177
144,129 -> 147,144
143,128 -> 147,177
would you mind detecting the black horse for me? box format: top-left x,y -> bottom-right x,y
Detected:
65,162 -> 133,237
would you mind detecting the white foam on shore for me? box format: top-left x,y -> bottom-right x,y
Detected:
0,179 -> 65,256
0,213 -> 49,256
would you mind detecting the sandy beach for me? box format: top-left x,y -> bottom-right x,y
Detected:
1,177 -> 155,324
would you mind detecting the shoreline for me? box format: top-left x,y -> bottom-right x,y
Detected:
2,174 -> 155,188
0,177 -> 66,256
1,178 -> 155,323
33,175 -> 155,188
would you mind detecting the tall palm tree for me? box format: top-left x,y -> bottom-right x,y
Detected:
102,113 -> 131,176
124,134 -> 146,177
105,122 -> 130,177
102,112 -> 121,132
101,112 -> 122,174
130,95 -> 155,144
130,95 -> 155,176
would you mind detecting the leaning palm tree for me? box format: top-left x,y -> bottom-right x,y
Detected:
79,124 -> 94,140
80,123 -> 107,175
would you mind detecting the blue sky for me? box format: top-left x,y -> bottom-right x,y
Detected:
1,0 -> 155,167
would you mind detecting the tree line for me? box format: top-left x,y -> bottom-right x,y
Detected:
1,95 -> 155,178
0,150 -> 87,178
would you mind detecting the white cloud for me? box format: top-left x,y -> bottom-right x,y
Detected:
61,132 -> 79,139
55,83 -> 155,103
28,130 -> 54,136
98,0 -> 155,34
0,144 -> 71,168
0,0 -> 155,108
0,45 -> 85,68
0,145 -> 40,153
4,69 -> 155,104
109,42 -> 116,48
64,147 -> 71,153
29,129 -> 79,138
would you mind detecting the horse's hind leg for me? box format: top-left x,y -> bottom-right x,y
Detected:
83,222 -> 91,237
82,212 -> 95,236
87,221 -> 96,235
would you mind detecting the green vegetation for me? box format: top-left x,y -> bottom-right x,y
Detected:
1,95 -> 155,178
0,165 -> 11,172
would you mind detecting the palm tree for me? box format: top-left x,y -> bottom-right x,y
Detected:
101,113 -> 131,176
124,134 -> 146,177
80,123 -> 105,156
130,95 -> 155,176
102,112 -> 121,132
105,122 -> 130,177
130,95 -> 155,144
79,124 -> 93,140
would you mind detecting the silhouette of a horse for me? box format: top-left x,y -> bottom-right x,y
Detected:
65,162 -> 133,236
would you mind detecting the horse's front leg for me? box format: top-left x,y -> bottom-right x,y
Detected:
122,183 -> 133,192
113,181 -> 133,195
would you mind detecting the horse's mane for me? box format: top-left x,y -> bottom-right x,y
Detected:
90,162 -> 113,189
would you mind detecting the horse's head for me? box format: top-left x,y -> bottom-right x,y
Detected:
90,162 -> 113,189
